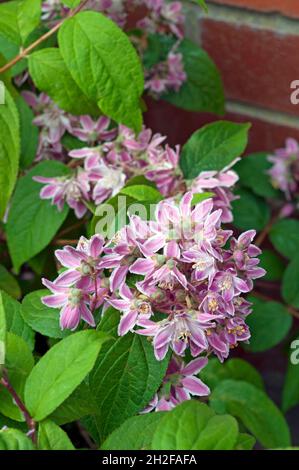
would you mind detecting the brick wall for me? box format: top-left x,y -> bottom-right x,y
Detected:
145,0 -> 299,153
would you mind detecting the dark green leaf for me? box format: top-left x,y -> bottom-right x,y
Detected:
282,254 -> 299,308
0,265 -> 21,299
270,219 -> 299,260
259,249 -> 285,282
232,188 -> 270,231
1,291 -> 34,350
38,420 -> 75,450
16,94 -> 39,169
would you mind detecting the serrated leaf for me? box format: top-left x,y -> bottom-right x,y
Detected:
151,401 -> 239,450
0,265 -> 21,299
0,88 -> 19,219
6,161 -> 70,273
245,296 -> 292,352
0,428 -> 34,450
163,39 -> 224,115
16,95 -> 39,169
38,420 -> 74,450
24,330 -> 108,421
89,308 -> 170,441
282,255 -> 299,308
234,152 -> 280,199
1,291 -> 34,351
270,219 -> 299,260
29,48 -> 99,116
0,0 -> 41,45
21,290 -> 69,339
0,332 -> 34,421
180,121 -> 250,179
210,379 -> 291,449
232,188 -> 270,231
201,357 -> 264,391
59,11 -> 144,131
101,413 -> 165,450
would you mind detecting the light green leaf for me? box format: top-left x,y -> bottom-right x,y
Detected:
29,48 -> 100,116
191,192 -> 214,205
0,88 -> 20,219
120,184 -> 162,202
232,188 -> 270,231
16,95 -> 39,169
90,308 -> 170,441
245,296 -> 292,352
6,161 -> 70,273
0,428 -> 34,450
270,219 -> 299,260
210,380 -> 291,449
0,0 -> 41,45
234,152 -> 280,199
234,433 -> 256,450
0,332 -> 34,421
201,357 -> 264,391
0,292 -> 6,369
259,249 -> 285,282
180,121 -> 250,179
1,291 -> 34,351
151,401 -> 239,450
58,11 -> 144,131
62,0 -> 80,6
163,39 -> 224,115
101,413 -> 165,450
0,265 -> 21,299
38,420 -> 75,450
282,255 -> 299,308
24,330 -> 108,421
21,290 -> 69,339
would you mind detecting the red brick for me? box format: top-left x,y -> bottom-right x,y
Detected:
144,97 -> 299,154
209,0 -> 299,19
201,19 -> 299,116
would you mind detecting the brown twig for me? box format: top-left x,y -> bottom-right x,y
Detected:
51,238 -> 79,246
252,290 -> 299,320
0,0 -> 89,74
76,422 -> 97,450
0,370 -> 37,444
255,214 -> 279,247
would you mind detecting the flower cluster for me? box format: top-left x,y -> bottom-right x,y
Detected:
144,52 -> 186,96
42,192 -> 265,357
268,138 -> 299,216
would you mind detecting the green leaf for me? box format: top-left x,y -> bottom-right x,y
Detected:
232,188 -> 270,231
234,152 -> 280,199
210,379 -> 291,449
0,265 -> 21,299
151,401 -> 239,450
180,121 -> 250,179
1,291 -> 34,351
0,332 -> 34,421
0,34 -> 27,76
62,0 -> 80,6
259,249 -> 285,282
0,0 -> 41,45
270,219 -> 299,260
16,95 -> 39,169
201,357 -> 264,391
234,433 -> 256,450
163,39 -> 224,115
21,290 -> 69,339
101,413 -> 165,450
282,255 -> 299,308
38,420 -> 75,450
120,184 -> 162,202
162,39 -> 224,115
6,161 -> 70,273
0,292 -> 6,368
196,0 -> 208,13
89,308 -> 170,441
24,330 -> 108,421
49,382 -> 98,425
0,428 -> 34,450
245,296 -> 292,352
59,11 -> 144,131
191,192 -> 214,205
0,88 -> 20,219
29,48 -> 100,116
282,346 -> 299,413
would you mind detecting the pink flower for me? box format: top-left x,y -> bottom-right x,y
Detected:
69,115 -> 116,144
268,138 -> 299,199
41,279 -> 95,330
108,283 -> 152,335
145,52 -> 186,96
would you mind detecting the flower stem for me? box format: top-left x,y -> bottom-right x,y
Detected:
51,238 -> 79,246
0,369 -> 37,444
0,0 -> 89,74
255,214 -> 278,247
